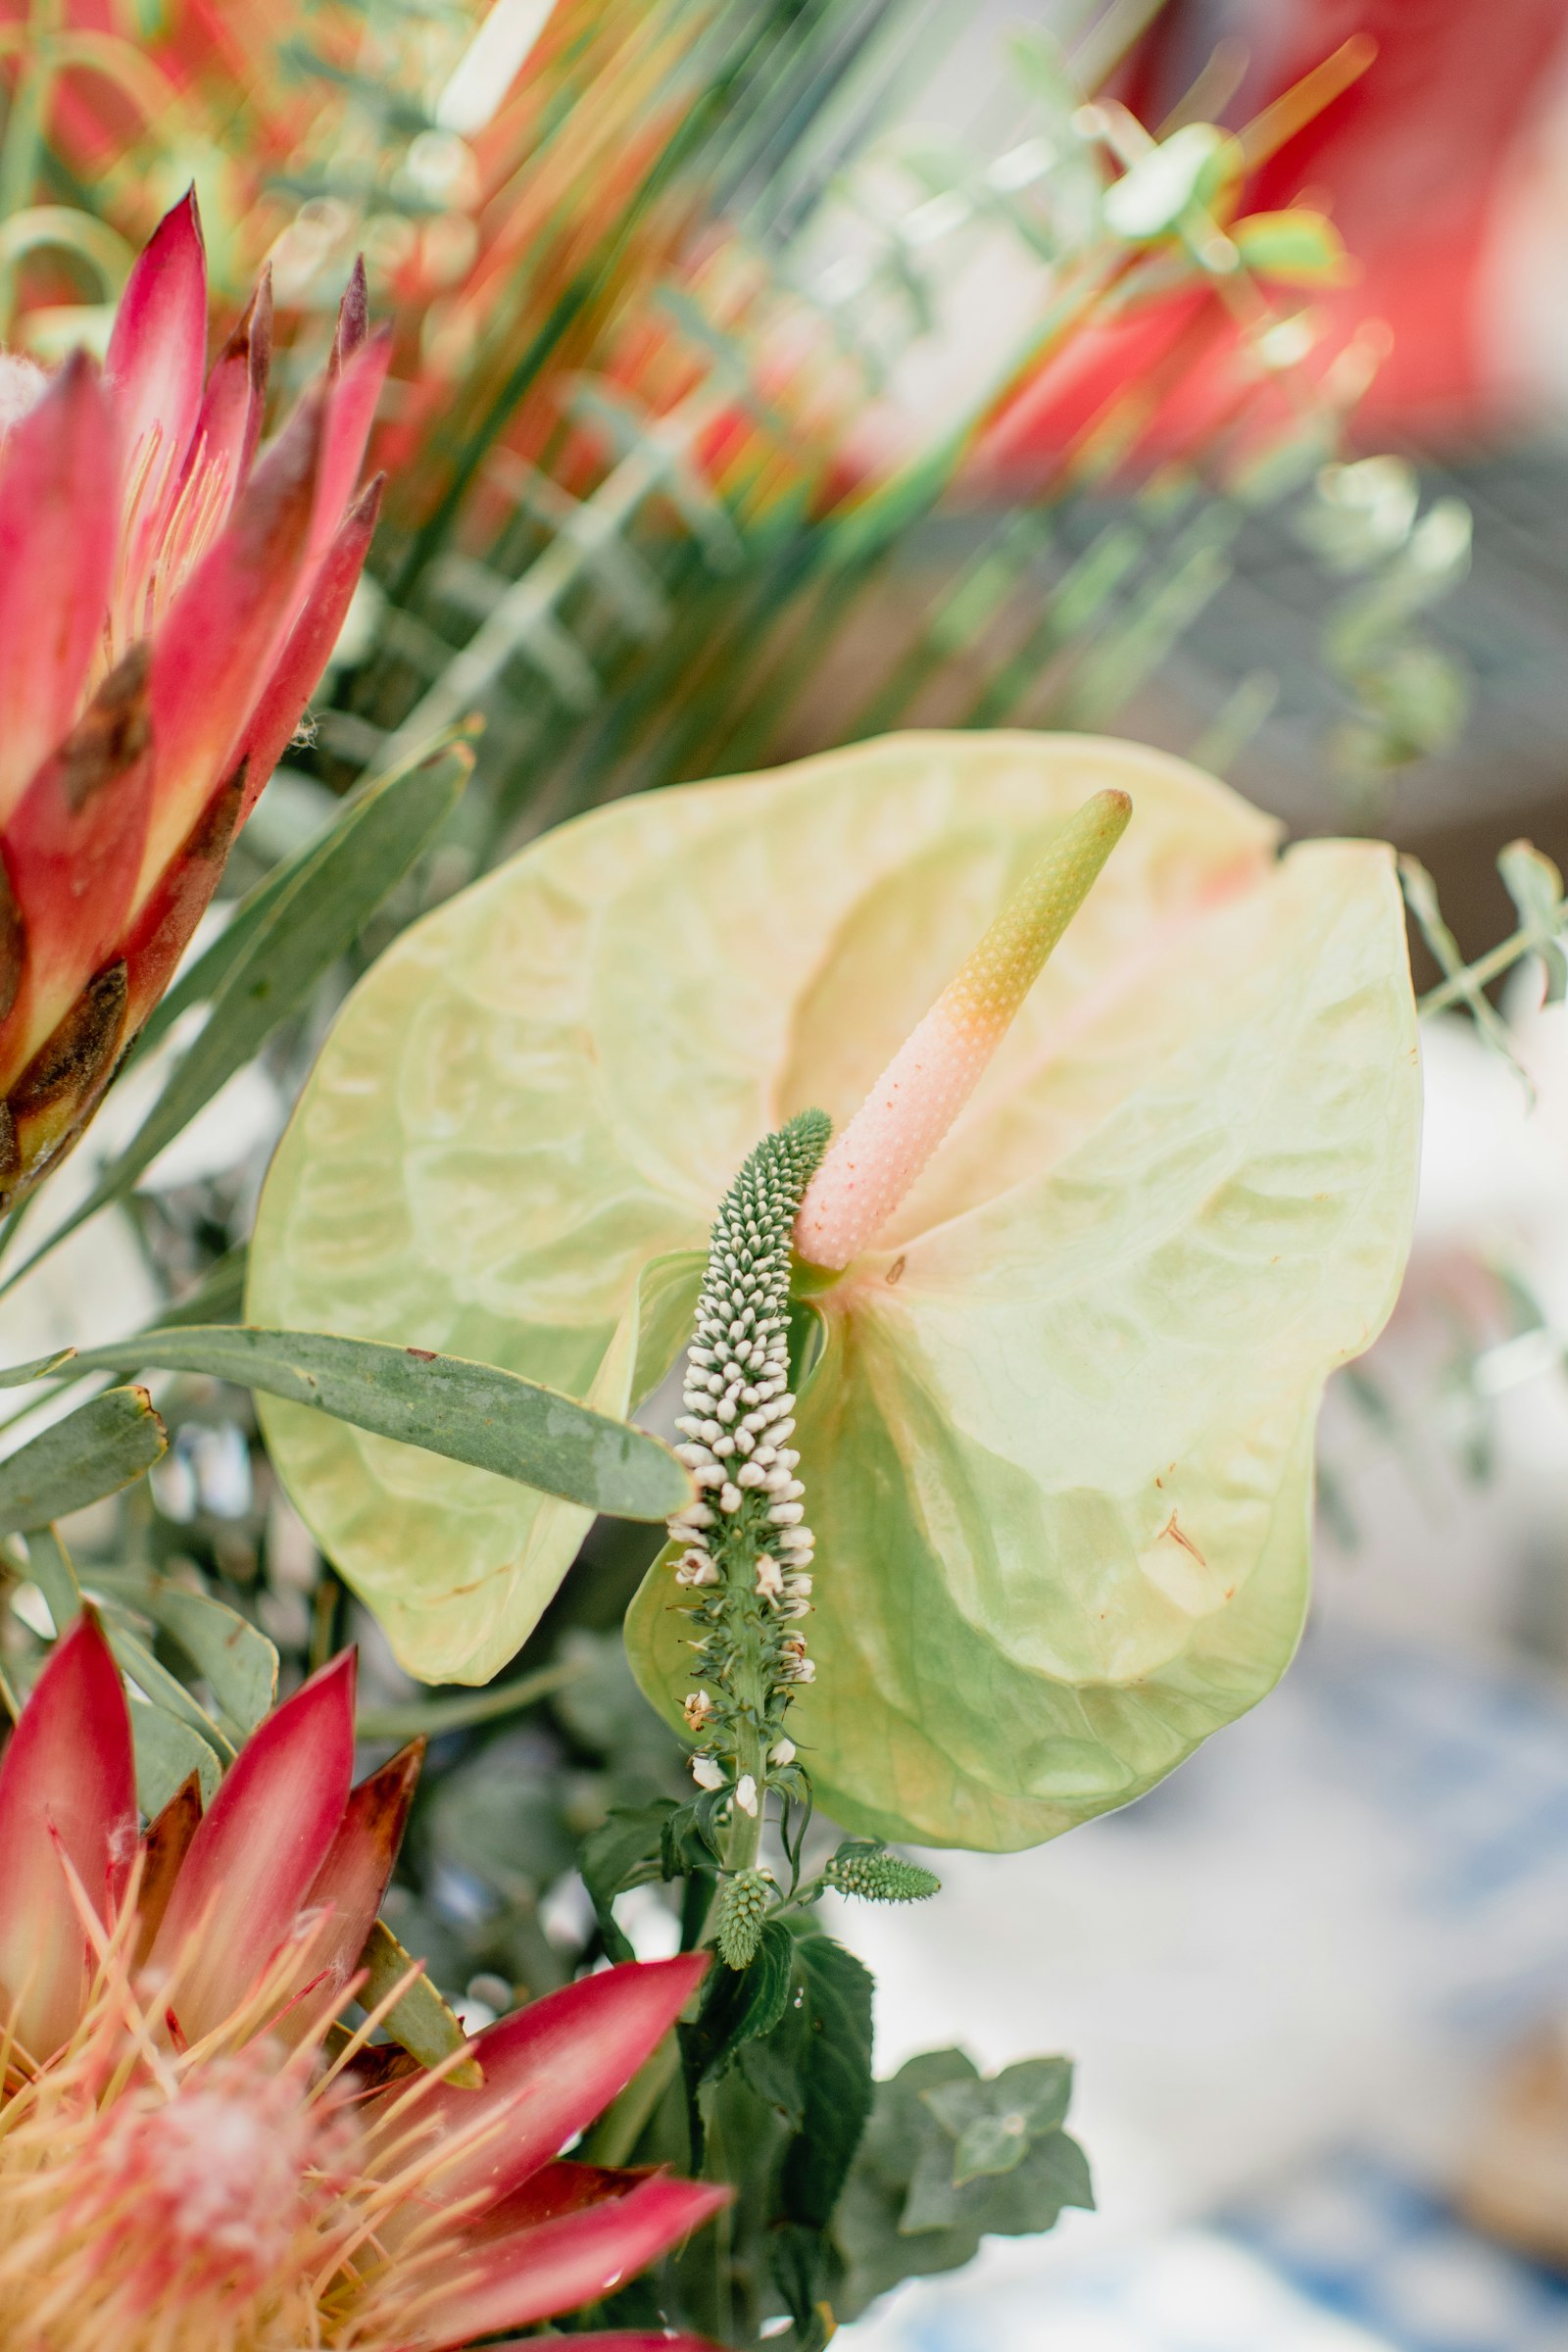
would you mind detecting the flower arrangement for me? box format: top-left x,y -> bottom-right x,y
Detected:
0,7 -> 1541,2348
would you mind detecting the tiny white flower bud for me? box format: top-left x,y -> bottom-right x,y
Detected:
719,1482 -> 743,1514
693,1463 -> 726,1489
768,1501 -> 805,1525
735,1774 -> 759,1817
769,1738 -> 797,1766
737,1462 -> 766,1488
691,1755 -> 726,1790
755,1557 -> 783,1598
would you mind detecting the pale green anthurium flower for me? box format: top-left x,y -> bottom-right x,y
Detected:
247,732 -> 1420,1848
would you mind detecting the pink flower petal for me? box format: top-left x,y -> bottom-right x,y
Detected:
332,255 -> 368,368
234,474 -> 382,832
310,325 -> 390,576
149,1649 -> 357,2041
274,1735 -> 422,2046
118,760 -> 246,1044
183,268 -> 273,525
399,1952 -> 708,2212
0,646 -> 153,1094
0,1612 -> 135,2061
0,352 -> 119,823
135,387 -> 323,908
105,187 -> 208,508
420,2173 -> 730,2348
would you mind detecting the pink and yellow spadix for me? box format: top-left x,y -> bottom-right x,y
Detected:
0,1615 -> 724,2351
796,788 -> 1131,1270
0,189 -> 387,1212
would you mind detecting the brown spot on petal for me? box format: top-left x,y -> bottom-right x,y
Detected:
9,959 -> 126,1122
0,861 -> 23,1032
134,1772 -> 204,1967
60,645 -> 151,815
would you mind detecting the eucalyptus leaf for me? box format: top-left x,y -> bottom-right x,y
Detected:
129,1701 -> 220,1814
248,734 -> 1420,1827
74,1326 -> 689,1523
357,1918 -> 481,2088
902,2118 -> 1093,2234
0,1387 -> 166,1534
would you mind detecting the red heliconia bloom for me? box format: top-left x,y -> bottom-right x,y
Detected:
0,188 -> 388,1213
0,1615 -> 726,2350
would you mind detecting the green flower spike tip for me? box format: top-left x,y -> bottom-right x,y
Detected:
248,732 -> 1420,1850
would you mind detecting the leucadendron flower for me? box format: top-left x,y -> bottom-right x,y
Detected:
0,1614 -> 724,2351
249,732 -> 1419,1848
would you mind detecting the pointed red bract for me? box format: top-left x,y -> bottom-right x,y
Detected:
403,1951 -> 709,2212
137,390 -> 324,902
105,187 -> 207,508
276,1736 -> 422,2045
185,270 -> 272,525
309,326 -> 390,584
0,354 -> 119,824
0,649 -> 153,1093
425,2174 -> 731,2347
149,1649 -> 357,2040
234,475 -> 383,829
0,1613 -> 134,2060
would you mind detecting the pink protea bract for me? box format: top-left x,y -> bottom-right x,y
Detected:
0,190 -> 387,1211
0,1616 -> 725,2350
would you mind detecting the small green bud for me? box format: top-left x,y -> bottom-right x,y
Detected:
714,1868 -> 775,1968
824,1843 -> 941,1903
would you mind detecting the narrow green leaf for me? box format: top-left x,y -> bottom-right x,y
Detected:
357,1918 -> 481,2088
105,1624 -> 234,1760
156,1246 -> 250,1331
74,1326 -> 691,1521
130,1701 -> 220,1814
23,1525 -> 80,1631
146,1587 -> 277,1736
0,1387 -> 166,1534
0,1347 -> 76,1387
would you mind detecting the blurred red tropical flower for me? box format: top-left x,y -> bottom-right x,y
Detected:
0,188 -> 386,1212
0,1613 -> 725,2349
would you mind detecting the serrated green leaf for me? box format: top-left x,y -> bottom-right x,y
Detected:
776,1925 -> 875,2231
145,1586 -> 277,1736
579,1802 -> 679,1963
129,1700 -> 220,1813
682,1916 -> 794,2125
357,1917 -> 480,2088
74,1326 -> 689,1522
0,1387 -> 166,1533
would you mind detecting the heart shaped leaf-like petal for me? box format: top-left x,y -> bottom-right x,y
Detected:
248,733 -> 1418,1843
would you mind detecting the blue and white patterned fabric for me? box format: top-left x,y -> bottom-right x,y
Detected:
838,1621 -> 1568,2352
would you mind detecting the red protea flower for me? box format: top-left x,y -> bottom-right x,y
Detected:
0,1615 -> 726,2350
0,189 -> 387,1212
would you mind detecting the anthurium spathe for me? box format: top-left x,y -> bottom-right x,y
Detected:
248,731 -> 1420,1848
0,190 -> 386,1211
0,1614 -> 725,2351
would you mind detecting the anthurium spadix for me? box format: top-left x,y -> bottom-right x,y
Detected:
249,732 -> 1420,1849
